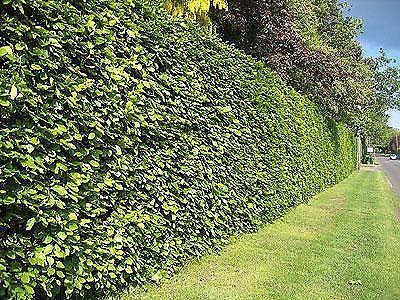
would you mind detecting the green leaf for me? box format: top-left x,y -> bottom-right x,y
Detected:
114,235 -> 123,243
2,196 -> 15,205
88,132 -> 95,140
10,85 -> 18,100
52,185 -> 67,196
31,64 -> 42,70
43,244 -> 53,255
126,265 -> 133,274
68,212 -> 78,220
127,29 -> 137,38
26,218 -> 36,231
67,223 -> 78,231
89,160 -> 100,168
15,43 -> 25,51
30,251 -> 46,266
26,144 -> 34,154
0,45 -> 12,57
47,256 -> 54,267
104,177 -> 114,187
48,268 -> 56,276
57,231 -> 67,240
74,133 -> 82,141
0,98 -> 10,107
115,145 -> 122,156
24,285 -> 34,296
14,287 -> 25,298
54,245 -> 65,258
49,37 -> 62,48
219,105 -> 232,113
21,156 -> 36,169
43,236 -> 53,244
19,273 -> 30,284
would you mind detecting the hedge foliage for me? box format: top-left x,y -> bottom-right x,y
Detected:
0,0 -> 356,298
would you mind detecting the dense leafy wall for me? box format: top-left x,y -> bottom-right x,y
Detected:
0,0 -> 356,298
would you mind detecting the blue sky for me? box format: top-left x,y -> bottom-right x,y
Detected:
346,0 -> 400,128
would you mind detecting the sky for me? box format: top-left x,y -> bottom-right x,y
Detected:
346,0 -> 400,128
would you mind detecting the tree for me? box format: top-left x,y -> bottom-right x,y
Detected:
373,49 -> 400,110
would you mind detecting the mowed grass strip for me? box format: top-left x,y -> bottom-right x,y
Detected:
119,171 -> 400,300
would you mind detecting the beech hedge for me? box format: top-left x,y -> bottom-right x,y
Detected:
0,0 -> 356,298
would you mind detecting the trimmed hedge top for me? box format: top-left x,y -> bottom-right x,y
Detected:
0,0 -> 356,298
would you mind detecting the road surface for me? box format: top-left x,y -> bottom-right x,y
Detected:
377,155 -> 400,196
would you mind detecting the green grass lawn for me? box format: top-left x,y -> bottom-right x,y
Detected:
118,170 -> 400,300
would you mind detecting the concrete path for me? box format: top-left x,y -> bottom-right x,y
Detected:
377,155 -> 400,196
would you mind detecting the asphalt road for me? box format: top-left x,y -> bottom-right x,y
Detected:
377,155 -> 400,196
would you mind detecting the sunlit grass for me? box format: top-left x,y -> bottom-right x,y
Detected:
116,171 -> 400,300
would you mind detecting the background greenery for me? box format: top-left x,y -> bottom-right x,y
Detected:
0,0 -> 355,298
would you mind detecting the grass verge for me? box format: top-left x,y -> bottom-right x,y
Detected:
117,171 -> 400,300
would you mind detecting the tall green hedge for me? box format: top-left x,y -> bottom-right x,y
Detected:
0,0 -> 356,298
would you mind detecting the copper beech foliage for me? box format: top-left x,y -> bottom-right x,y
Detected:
209,0 -> 354,118
210,1 -> 336,79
